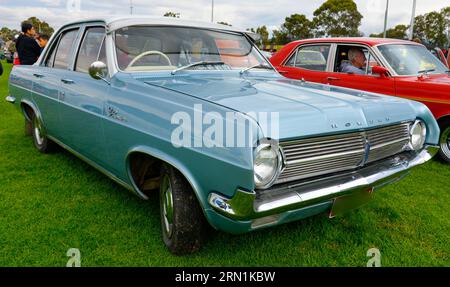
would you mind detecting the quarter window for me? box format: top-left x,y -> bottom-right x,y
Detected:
44,35 -> 60,67
53,29 -> 79,69
75,27 -> 106,73
285,45 -> 330,71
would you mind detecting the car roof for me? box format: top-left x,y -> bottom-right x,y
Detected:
290,37 -> 423,47
58,15 -> 254,36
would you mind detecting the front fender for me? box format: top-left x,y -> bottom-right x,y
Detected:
125,145 -> 204,204
408,100 -> 441,145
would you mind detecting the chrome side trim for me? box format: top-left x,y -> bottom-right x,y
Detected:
209,146 -> 439,221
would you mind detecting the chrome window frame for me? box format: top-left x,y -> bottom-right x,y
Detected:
47,27 -> 82,71
329,42 -> 388,77
73,25 -> 107,74
282,43 -> 334,72
109,25 -> 274,75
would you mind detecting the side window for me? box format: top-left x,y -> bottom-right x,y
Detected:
44,35 -> 60,67
98,38 -> 107,64
335,45 -> 381,75
53,29 -> 79,70
285,45 -> 330,71
75,27 -> 106,73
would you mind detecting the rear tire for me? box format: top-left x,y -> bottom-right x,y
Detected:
31,112 -> 56,153
439,122 -> 450,164
159,164 -> 207,255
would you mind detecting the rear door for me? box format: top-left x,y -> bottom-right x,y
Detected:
277,44 -> 332,84
31,29 -> 77,137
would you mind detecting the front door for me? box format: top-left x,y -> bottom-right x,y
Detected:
57,26 -> 109,165
325,44 -> 396,96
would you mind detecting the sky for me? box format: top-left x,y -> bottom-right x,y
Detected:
0,0 -> 448,36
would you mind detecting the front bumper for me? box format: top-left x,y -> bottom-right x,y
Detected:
208,146 -> 438,232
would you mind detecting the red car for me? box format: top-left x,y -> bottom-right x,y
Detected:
270,37 -> 450,163
429,47 -> 449,68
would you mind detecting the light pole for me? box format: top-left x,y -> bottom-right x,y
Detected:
211,0 -> 214,23
409,0 -> 417,40
130,0 -> 133,15
383,0 -> 389,38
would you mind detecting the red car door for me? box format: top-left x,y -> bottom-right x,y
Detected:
275,44 -> 332,84
325,45 -> 396,96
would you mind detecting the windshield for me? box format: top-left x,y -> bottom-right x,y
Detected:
378,44 -> 448,76
114,26 -> 267,72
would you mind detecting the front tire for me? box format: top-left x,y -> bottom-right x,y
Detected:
159,164 -> 207,255
439,122 -> 450,164
31,113 -> 56,153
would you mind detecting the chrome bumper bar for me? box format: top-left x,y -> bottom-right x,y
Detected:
209,146 -> 439,221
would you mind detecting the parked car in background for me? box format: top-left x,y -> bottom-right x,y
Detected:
429,47 -> 449,68
13,52 -> 20,66
4,50 -> 13,63
7,18 -> 440,255
260,50 -> 273,59
271,38 -> 450,163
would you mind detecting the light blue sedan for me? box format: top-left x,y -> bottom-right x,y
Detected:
7,16 -> 440,255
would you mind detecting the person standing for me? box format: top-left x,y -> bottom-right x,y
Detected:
37,34 -> 50,51
16,22 -> 42,65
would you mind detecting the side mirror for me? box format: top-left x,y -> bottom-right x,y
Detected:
371,65 -> 389,78
89,61 -> 108,80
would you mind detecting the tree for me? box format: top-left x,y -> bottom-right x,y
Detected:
25,17 -> 54,36
217,21 -> 232,26
370,24 -> 409,39
163,12 -> 180,18
281,14 -> 313,41
0,27 -> 19,41
256,26 -> 269,45
270,29 -> 289,45
312,0 -> 363,37
413,9 -> 448,47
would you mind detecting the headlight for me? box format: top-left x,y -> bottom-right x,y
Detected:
254,139 -> 284,189
409,120 -> 427,151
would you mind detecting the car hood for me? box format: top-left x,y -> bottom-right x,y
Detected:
414,74 -> 450,85
140,73 -> 419,140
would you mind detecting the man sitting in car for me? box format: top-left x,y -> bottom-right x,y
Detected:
340,48 -> 366,75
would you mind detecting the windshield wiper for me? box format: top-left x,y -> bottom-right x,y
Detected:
417,68 -> 435,76
171,61 -> 225,75
240,63 -> 274,75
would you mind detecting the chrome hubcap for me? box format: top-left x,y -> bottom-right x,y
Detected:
33,117 -> 44,146
440,126 -> 450,159
161,175 -> 174,237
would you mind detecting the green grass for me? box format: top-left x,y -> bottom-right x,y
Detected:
0,60 -> 449,267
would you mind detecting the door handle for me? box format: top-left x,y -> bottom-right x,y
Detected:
278,70 -> 288,74
33,73 -> 44,78
61,79 -> 75,84
327,77 -> 341,81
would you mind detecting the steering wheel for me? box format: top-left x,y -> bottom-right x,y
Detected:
127,50 -> 172,68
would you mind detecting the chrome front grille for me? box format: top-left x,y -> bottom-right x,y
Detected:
277,123 -> 411,184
